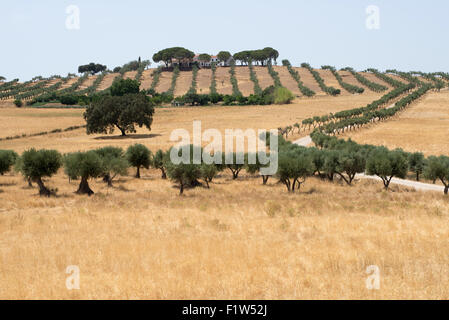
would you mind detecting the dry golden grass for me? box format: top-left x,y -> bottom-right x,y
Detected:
78,75 -> 97,90
214,67 -> 233,95
97,73 -> 119,91
139,69 -> 154,90
254,66 -> 274,90
173,71 -> 193,97
344,90 -> 449,156
316,69 -> 346,95
294,67 -> 325,96
154,70 -> 173,93
0,93 -> 382,153
273,66 -> 302,96
0,170 -> 448,299
123,71 -> 137,80
1,89 -> 449,300
60,77 -> 79,90
359,72 -> 393,90
338,70 -> 369,91
234,67 -> 254,96
54,66 -> 385,98
197,68 -> 212,95
0,108 -> 84,138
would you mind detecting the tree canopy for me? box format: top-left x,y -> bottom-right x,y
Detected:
217,51 -> 232,63
126,144 -> 152,178
63,151 -> 103,196
233,48 -> 279,66
19,149 -> 62,196
110,78 -> 141,96
78,63 -> 107,74
84,92 -> 154,136
152,47 -> 195,66
198,54 -> 212,62
0,150 -> 18,175
424,156 -> 449,195
366,148 -> 409,189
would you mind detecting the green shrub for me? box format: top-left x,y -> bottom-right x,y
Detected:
14,99 -> 23,108
274,87 -> 295,104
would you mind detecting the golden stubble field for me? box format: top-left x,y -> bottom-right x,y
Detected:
0,93 -> 382,153
1,92 -> 449,300
344,90 -> 449,156
0,169 -> 448,299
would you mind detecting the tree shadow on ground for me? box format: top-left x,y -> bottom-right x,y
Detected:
94,134 -> 161,140
0,182 -> 17,187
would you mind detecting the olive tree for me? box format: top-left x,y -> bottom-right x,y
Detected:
63,151 -> 103,196
199,164 -> 218,188
322,150 -> 340,181
408,152 -> 425,181
366,148 -> 408,189
245,153 -> 272,185
0,150 -> 18,175
336,149 -> 366,185
94,147 -> 129,186
424,156 -> 449,195
277,148 -> 315,192
152,149 -> 169,179
19,149 -> 62,196
126,144 -> 151,178
223,152 -> 247,180
165,145 -> 203,195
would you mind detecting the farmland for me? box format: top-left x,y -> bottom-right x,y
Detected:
1,60 -> 449,300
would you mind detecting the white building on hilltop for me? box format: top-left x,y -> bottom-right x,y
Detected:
193,54 -> 233,68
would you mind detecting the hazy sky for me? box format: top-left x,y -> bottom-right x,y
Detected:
1,0 -> 448,81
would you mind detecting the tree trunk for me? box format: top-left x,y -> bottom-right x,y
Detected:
27,177 -> 33,187
161,169 -> 167,179
136,166 -> 141,179
262,176 -> 269,185
416,172 -> 419,181
77,176 -> 94,196
337,172 -> 351,185
179,182 -> 184,195
103,174 -> 113,186
205,179 -> 210,189
36,177 -> 51,197
444,186 -> 448,195
116,125 -> 126,136
283,179 -> 291,192
383,176 -> 392,189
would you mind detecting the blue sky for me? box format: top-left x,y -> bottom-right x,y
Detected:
1,0 -> 448,81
